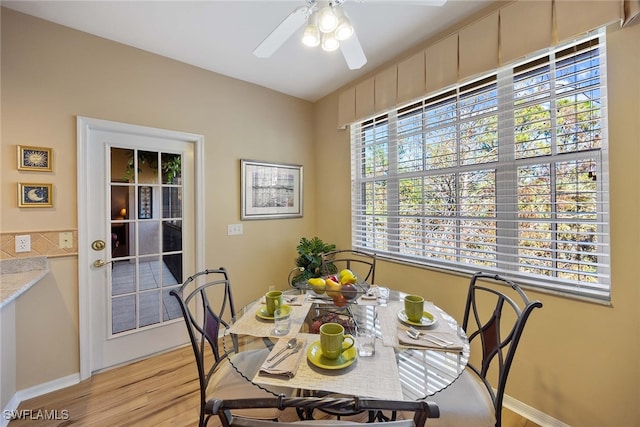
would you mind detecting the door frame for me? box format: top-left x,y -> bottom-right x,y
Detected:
77,116 -> 205,380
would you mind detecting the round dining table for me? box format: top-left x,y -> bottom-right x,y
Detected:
221,287 -> 470,403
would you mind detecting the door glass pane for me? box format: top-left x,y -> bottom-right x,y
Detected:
161,153 -> 181,184
163,286 -> 182,321
111,186 -> 130,220
162,187 -> 182,218
139,256 -> 161,290
112,295 -> 136,334
111,148 -> 134,183
139,290 -> 161,328
163,220 -> 182,252
138,221 -> 160,256
138,186 -> 156,220
138,150 -> 159,184
112,261 -> 135,296
163,254 -> 181,288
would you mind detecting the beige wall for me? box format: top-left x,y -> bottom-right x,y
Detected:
3,5 -> 640,427
1,9 -> 317,389
315,22 -> 640,427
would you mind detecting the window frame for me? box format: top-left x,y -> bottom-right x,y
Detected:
350,32 -> 610,302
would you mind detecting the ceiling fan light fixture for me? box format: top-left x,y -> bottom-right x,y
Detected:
321,32 -> 340,52
334,8 -> 353,41
318,5 -> 338,33
302,11 -> 320,47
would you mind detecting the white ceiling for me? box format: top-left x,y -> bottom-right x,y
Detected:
3,0 -> 494,102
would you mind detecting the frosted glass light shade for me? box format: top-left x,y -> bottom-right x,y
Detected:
303,25 -> 321,47
321,32 -> 340,51
318,5 -> 338,33
302,11 -> 320,47
334,7 -> 353,40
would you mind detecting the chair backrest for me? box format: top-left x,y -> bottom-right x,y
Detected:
170,268 -> 237,424
321,249 -> 377,285
462,273 -> 542,427
206,396 -> 439,427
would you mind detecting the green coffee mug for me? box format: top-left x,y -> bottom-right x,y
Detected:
265,290 -> 283,315
319,322 -> 355,360
404,295 -> 425,323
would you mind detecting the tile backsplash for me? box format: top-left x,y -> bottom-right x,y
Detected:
0,231 -> 77,259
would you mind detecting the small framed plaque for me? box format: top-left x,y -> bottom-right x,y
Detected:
18,183 -> 53,208
17,146 -> 53,171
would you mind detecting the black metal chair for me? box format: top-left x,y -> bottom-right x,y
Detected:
170,268 -> 291,427
428,272 -> 543,427
207,395 -> 440,426
321,249 -> 377,285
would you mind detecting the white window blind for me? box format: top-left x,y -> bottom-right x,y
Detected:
351,32 -> 610,301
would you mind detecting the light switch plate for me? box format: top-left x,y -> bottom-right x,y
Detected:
227,224 -> 243,235
59,232 -> 73,249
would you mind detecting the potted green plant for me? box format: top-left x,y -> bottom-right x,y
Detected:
291,237 -> 336,286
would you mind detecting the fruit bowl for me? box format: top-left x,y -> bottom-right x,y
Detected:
303,274 -> 370,307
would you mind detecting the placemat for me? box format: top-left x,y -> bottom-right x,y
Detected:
227,301 -> 312,338
378,301 -> 463,349
254,332 -> 404,401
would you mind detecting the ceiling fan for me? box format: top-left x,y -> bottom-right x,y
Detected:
253,0 -> 448,70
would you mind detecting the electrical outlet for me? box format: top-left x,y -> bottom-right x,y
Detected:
15,235 -> 31,253
227,224 -> 243,235
59,232 -> 73,249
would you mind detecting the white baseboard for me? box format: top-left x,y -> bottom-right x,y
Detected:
504,394 -> 570,427
1,394 -> 21,427
1,374 -> 79,427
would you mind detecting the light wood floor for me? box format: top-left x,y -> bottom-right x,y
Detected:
9,346 -> 539,427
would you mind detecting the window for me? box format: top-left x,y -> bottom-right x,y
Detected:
351,33 -> 610,301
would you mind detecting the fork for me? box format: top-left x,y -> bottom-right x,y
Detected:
268,342 -> 303,368
407,327 -> 453,346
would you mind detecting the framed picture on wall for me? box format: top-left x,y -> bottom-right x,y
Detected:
17,145 -> 53,171
241,159 -> 303,220
18,183 -> 53,208
138,186 -> 152,219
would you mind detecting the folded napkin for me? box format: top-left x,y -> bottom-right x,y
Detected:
396,330 -> 464,352
259,338 -> 307,378
259,294 -> 305,306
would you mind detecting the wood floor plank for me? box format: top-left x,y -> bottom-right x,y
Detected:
8,345 -> 539,426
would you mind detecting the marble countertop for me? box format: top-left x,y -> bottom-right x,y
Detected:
0,257 -> 49,309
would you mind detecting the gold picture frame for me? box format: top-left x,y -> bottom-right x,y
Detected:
18,183 -> 53,208
17,145 -> 53,171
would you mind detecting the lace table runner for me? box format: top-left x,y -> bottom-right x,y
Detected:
254,332 -> 404,401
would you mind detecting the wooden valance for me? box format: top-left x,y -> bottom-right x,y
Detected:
338,0 -> 631,129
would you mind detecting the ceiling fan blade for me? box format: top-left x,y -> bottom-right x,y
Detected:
253,6 -> 309,58
340,33 -> 367,70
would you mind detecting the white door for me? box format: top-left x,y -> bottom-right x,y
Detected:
77,117 -> 204,377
